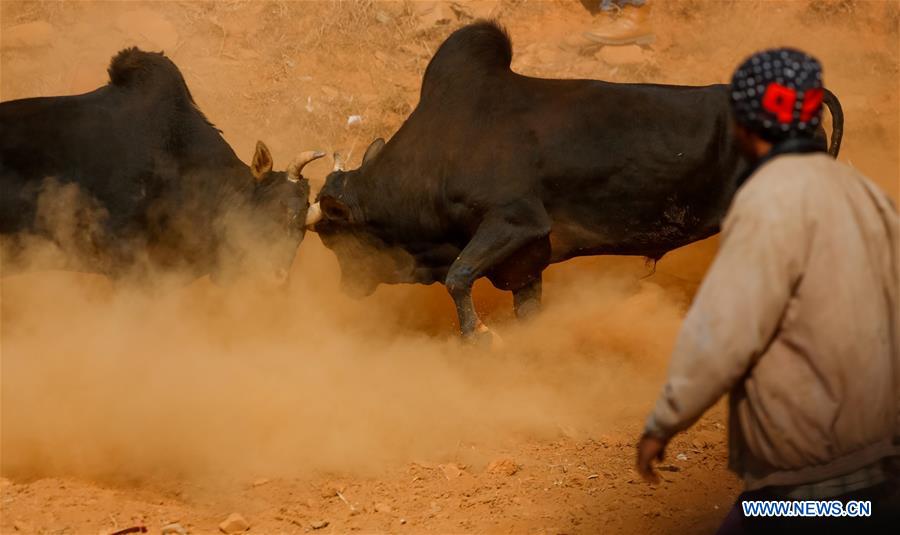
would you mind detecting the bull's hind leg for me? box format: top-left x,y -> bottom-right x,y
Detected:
444,200 -> 551,345
513,277 -> 542,320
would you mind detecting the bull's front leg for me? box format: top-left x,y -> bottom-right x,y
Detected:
444,201 -> 551,345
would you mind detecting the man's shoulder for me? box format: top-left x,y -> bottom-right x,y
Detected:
732,153 -> 832,212
752,152 -> 837,188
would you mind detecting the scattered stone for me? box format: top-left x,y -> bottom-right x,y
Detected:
310,520 -> 329,530
676,453 -> 689,461
374,502 -> 393,514
657,464 -> 681,472
450,1 -> 501,20
375,10 -> 393,24
535,45 -> 564,65
161,523 -> 188,535
597,45 -> 649,65
110,528 -> 147,535
562,32 -> 597,51
400,518 -> 407,525
115,9 -> 179,51
218,513 -> 249,534
347,115 -> 363,126
4,21 -> 55,49
320,85 -> 339,99
439,463 -> 465,480
398,43 -> 428,59
13,521 -> 33,532
414,2 -> 452,30
486,458 -> 519,476
252,477 -> 270,487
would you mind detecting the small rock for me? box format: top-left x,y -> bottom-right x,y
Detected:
347,115 -> 363,126
398,43 -> 428,59
597,45 -> 649,65
400,518 -> 407,525
320,485 -> 337,498
535,45 -> 564,65
320,85 -> 339,99
450,0 -> 501,20
657,464 -> 681,472
374,502 -> 393,514
414,2 -> 452,30
4,21 -> 54,49
676,453 -> 688,461
439,463 -> 465,480
13,521 -> 33,532
218,513 -> 249,534
562,32 -> 596,50
310,520 -> 329,530
252,477 -> 270,487
375,10 -> 393,24
161,523 -> 188,535
374,51 -> 391,64
486,458 -> 519,476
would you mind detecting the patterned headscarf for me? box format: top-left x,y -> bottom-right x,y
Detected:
730,48 -> 824,143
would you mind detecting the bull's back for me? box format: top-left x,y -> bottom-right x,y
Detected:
0,89 -> 170,234
501,78 -> 743,259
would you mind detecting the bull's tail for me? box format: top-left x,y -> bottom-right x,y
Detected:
823,88 -> 844,157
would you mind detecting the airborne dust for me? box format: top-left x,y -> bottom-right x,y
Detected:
1,1 -> 898,533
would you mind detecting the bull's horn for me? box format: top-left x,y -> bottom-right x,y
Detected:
287,150 -> 326,182
305,202 -> 323,227
332,152 -> 345,172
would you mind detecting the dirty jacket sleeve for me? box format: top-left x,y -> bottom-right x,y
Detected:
645,176 -> 809,439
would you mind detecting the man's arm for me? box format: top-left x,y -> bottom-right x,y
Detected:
646,176 -> 810,440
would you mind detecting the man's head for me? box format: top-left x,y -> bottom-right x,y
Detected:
730,48 -> 825,161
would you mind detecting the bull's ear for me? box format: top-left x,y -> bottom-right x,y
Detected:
320,195 -> 351,222
362,138 -> 385,166
251,140 -> 274,181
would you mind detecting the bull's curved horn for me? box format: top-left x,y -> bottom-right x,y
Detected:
332,152 -> 345,172
287,150 -> 326,182
305,202 -> 323,227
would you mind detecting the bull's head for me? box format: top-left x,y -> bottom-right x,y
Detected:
230,140 -> 324,284
306,138 -> 415,297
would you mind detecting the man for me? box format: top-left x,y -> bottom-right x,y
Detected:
636,48 -> 899,533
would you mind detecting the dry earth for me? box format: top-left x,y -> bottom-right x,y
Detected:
1,1 -> 898,534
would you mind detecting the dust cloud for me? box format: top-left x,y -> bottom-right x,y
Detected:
1,223 -> 684,483
2,0 -> 897,495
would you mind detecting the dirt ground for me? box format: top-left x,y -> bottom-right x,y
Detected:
1,1 -> 898,534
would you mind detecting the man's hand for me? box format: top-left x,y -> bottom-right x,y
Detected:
636,433 -> 668,484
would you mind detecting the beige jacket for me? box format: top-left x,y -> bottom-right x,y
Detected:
646,153 -> 900,490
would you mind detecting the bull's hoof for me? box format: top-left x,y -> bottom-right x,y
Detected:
464,324 -> 505,351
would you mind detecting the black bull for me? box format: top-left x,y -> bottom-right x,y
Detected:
0,47 -> 323,282
311,22 -> 844,342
